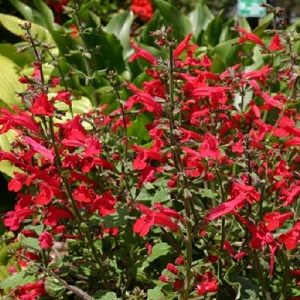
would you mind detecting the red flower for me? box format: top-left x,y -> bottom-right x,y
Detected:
16,280 -> 46,300
35,182 -> 54,205
23,136 -> 54,161
70,24 -> 79,39
199,133 -> 221,160
52,91 -> 72,107
133,203 -> 180,237
159,275 -> 170,282
269,34 -> 284,51
235,27 -> 264,46
204,193 -> 245,224
38,230 -> 54,249
125,84 -> 163,116
167,263 -> 179,275
51,76 -> 60,87
279,222 -> 300,250
72,184 -> 95,203
0,108 -> 40,134
130,0 -> 153,22
90,191 -> 117,216
4,208 -> 35,231
173,279 -> 183,290
263,212 -> 293,231
173,33 -> 197,58
44,206 -> 73,227
31,93 -> 55,116
196,279 -> 218,295
129,44 -> 156,64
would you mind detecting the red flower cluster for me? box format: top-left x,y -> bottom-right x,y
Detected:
130,0 -> 153,22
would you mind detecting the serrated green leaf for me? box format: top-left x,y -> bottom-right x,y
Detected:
93,290 -> 118,300
105,10 -> 134,58
45,276 -> 66,298
152,188 -> 170,204
0,271 -> 36,289
21,237 -> 40,251
147,286 -> 167,300
152,0 -> 192,41
101,207 -> 128,228
146,243 -> 171,263
199,189 -> 218,199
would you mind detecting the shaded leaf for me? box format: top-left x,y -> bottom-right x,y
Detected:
147,286 -> 167,300
93,290 -> 118,300
146,243 -> 171,263
152,0 -> 192,41
0,43 -> 31,68
105,10 -> 134,58
188,3 -> 214,40
0,271 -> 36,289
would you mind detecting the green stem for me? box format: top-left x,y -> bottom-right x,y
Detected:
253,250 -> 272,300
168,45 -> 193,300
280,251 -> 290,300
74,1 -> 98,107
215,168 -> 226,300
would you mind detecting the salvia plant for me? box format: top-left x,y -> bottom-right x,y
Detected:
0,0 -> 300,300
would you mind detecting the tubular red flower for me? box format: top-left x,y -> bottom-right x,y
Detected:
263,212 -> 293,231
269,34 -> 284,51
133,203 -> 179,237
129,44 -> 156,64
38,230 -> 54,249
235,27 -> 264,46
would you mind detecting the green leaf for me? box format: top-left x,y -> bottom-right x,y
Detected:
105,10 -> 134,58
211,38 -> 240,70
188,3 -> 214,40
224,264 -> 260,299
89,29 -> 126,74
152,0 -> 192,41
146,243 -> 171,263
33,0 -> 56,31
0,54 -> 24,106
253,13 -> 273,37
93,290 -> 118,300
152,188 -> 171,204
147,286 -> 167,300
0,13 -> 54,44
0,129 -> 21,177
127,114 -> 151,144
45,277 -> 66,298
21,237 -> 40,251
0,43 -> 31,68
199,189 -> 218,199
203,13 -> 224,47
8,0 -> 36,22
101,207 -> 129,228
0,271 -> 36,289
